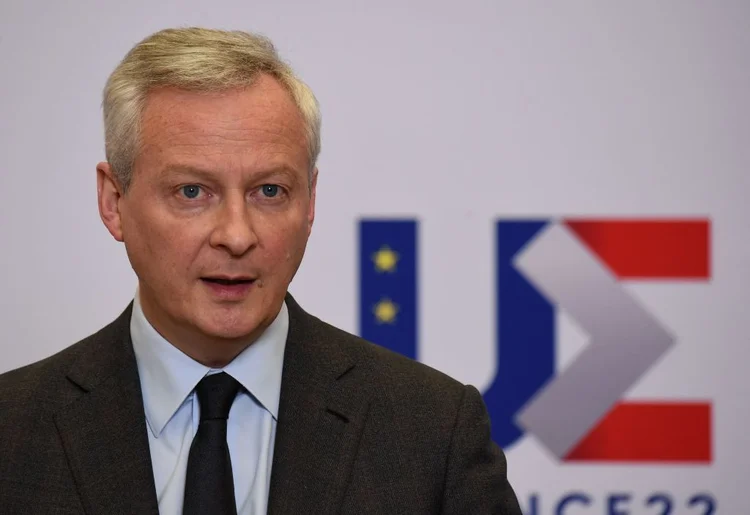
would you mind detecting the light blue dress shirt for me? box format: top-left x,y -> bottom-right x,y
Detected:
130,290 -> 288,515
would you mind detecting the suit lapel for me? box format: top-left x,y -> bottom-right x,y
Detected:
268,295 -> 370,515
55,305 -> 159,515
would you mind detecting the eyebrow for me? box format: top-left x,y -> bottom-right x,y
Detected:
159,165 -> 216,182
159,164 -> 300,184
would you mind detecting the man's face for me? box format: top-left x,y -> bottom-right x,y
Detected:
98,76 -> 316,360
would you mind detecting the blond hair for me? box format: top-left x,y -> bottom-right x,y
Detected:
102,27 -> 321,190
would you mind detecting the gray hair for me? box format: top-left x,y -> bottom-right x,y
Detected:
102,27 -> 321,191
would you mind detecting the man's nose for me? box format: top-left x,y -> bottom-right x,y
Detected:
209,196 -> 258,256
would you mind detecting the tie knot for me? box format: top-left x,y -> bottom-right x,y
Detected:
195,372 -> 241,422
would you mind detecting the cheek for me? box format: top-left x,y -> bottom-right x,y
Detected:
123,209 -> 204,279
260,221 -> 309,272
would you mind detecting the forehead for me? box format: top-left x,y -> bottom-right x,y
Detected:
137,76 -> 309,177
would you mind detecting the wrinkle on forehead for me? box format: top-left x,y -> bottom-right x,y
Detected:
135,76 -> 310,181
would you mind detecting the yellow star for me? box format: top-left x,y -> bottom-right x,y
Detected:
372,245 -> 399,273
373,298 -> 399,324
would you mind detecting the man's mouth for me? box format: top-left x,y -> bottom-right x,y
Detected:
201,277 -> 255,286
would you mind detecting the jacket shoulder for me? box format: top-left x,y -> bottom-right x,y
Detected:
0,340 -> 83,410
0,323 -> 113,416
307,313 -> 469,406
0,304 -> 133,411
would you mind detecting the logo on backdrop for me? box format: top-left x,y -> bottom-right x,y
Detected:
359,218 -> 712,464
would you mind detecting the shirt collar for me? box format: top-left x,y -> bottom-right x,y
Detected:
130,289 -> 288,438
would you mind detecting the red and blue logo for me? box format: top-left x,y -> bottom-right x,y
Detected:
359,217 -> 711,463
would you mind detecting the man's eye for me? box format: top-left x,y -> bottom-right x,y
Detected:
261,184 -> 280,197
181,185 -> 202,199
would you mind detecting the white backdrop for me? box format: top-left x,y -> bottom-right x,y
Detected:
1,1 -> 748,513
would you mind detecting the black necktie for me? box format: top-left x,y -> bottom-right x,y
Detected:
183,372 -> 241,515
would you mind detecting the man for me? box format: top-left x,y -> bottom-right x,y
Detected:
0,27 -> 521,514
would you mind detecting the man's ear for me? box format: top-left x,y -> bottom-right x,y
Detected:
97,162 -> 125,242
307,167 -> 318,236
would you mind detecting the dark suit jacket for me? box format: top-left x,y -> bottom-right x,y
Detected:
0,294 -> 521,514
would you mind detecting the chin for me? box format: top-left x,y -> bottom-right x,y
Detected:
200,316 -> 264,342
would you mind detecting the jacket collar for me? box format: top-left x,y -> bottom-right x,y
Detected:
56,303 -> 160,515
268,294 -> 371,513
